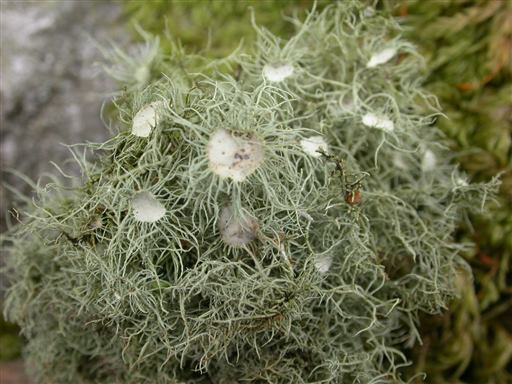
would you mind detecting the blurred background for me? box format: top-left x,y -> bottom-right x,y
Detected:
1,1 -> 510,383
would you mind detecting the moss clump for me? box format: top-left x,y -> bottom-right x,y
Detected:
2,3 -> 498,383
383,1 -> 512,383
123,0 -> 328,59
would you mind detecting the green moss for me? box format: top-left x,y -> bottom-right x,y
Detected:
400,0 -> 512,190
383,1 -> 512,383
0,311 -> 22,361
123,0 -> 328,58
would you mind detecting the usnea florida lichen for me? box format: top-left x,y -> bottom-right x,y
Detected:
2,3 -> 499,383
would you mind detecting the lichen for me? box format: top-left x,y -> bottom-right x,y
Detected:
262,63 -> 294,82
300,135 -> 328,158
131,101 -> 167,138
1,3 -> 499,384
218,205 -> 258,247
131,191 -> 166,222
207,129 -> 264,182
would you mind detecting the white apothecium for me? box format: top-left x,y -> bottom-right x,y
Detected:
131,101 -> 167,137
218,205 -> 258,247
207,129 -> 264,182
131,191 -> 166,222
362,112 -> 394,133
455,177 -> 469,187
367,47 -> 397,68
300,136 -> 328,158
314,254 -> 333,274
263,63 -> 294,82
421,149 -> 437,172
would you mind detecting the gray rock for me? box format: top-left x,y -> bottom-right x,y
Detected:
0,0 -> 126,231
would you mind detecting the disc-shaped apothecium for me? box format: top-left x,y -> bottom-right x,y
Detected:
131,191 -> 166,222
207,129 -> 264,182
218,205 -> 258,247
